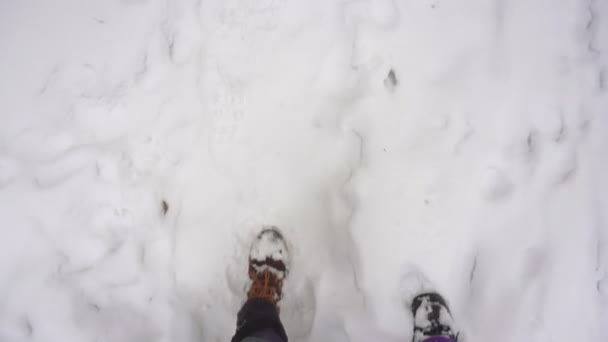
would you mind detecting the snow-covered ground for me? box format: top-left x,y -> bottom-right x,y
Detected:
1,0 -> 607,341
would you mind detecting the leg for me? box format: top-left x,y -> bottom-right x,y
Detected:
232,298 -> 287,342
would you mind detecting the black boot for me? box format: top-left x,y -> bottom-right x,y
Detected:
411,292 -> 459,342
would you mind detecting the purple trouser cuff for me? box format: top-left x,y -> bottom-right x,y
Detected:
422,337 -> 457,342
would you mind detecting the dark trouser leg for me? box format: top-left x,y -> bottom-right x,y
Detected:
231,298 -> 288,342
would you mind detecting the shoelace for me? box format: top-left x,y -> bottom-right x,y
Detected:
247,268 -> 283,304
415,325 -> 459,341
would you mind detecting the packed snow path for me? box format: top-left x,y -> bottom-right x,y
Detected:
0,0 -> 607,341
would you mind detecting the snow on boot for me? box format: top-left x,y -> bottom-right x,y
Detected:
411,292 -> 459,342
247,227 -> 290,306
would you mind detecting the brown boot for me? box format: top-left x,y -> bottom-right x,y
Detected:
246,227 -> 290,307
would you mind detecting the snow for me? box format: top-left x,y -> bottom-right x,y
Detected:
0,0 -> 607,342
